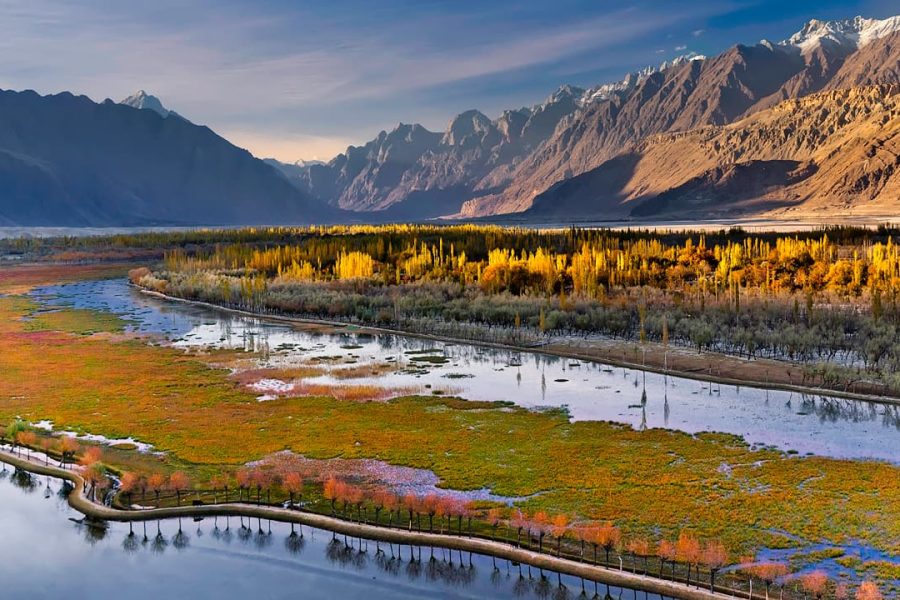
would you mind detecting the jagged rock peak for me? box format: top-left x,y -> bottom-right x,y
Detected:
778,14 -> 900,53
119,90 -> 172,117
579,52 -> 707,106
443,109 -> 495,145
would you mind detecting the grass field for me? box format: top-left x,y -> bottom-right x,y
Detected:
0,267 -> 898,585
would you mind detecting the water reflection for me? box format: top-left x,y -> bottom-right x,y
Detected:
0,473 -> 668,600
30,278 -> 900,462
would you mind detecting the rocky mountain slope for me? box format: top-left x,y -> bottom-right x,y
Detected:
288,57 -> 699,219
461,21 -> 900,217
283,15 -> 900,222
0,89 -> 332,226
523,86 -> 900,220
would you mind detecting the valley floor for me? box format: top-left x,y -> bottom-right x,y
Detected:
0,262 -> 897,593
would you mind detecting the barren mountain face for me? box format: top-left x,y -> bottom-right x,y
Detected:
524,86 -> 900,220
0,90 -> 330,226
462,32 -> 900,218
276,18 -> 900,223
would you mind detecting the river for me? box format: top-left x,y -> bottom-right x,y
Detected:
0,467 -> 651,600
30,277 -> 900,464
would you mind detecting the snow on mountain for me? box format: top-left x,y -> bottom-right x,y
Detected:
578,53 -> 707,106
282,159 -> 325,168
779,15 -> 900,53
119,90 -> 178,118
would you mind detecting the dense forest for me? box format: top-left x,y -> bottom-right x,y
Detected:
114,224 -> 899,392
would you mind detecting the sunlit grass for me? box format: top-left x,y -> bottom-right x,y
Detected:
23,308 -> 126,335
0,284 -> 897,573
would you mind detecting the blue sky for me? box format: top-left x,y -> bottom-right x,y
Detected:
0,0 -> 895,161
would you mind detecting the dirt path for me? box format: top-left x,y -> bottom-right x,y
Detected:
0,449 -> 749,600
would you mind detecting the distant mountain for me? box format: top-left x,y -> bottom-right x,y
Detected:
287,55 -> 698,219
4,13 -> 897,227
459,16 -> 900,218
281,14 -> 900,222
524,86 -> 900,221
263,158 -> 326,183
119,90 -> 181,120
0,89 -> 334,226
780,15 -> 900,53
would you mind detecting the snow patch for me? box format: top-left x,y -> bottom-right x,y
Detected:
778,15 -> 900,53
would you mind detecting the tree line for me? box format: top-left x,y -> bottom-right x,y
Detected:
130,225 -> 900,393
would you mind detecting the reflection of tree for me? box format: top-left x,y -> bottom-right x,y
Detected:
512,572 -> 532,598
237,518 -> 253,545
405,554 -> 422,581
552,581 -> 572,600
254,527 -> 273,551
221,517 -> 234,545
81,520 -> 108,546
58,481 -> 74,504
351,542 -> 367,571
122,530 -> 139,555
323,535 -> 369,571
325,537 -> 344,564
797,395 -> 900,429
11,468 -> 36,492
173,519 -> 190,551
211,517 -> 222,541
490,563 -> 506,588
535,572 -> 552,599
151,522 -> 168,555
284,531 -> 305,555
375,548 -> 401,577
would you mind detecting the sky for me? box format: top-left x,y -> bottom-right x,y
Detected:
0,0 -> 896,162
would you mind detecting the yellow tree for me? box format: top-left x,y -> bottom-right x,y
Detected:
169,471 -> 190,506
119,472 -> 141,506
550,514 -> 569,556
856,581 -> 883,600
283,472 -> 304,508
147,472 -> 166,505
675,532 -> 701,587
702,540 -> 728,592
800,571 -> 829,600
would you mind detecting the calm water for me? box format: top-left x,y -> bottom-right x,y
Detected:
0,467 -> 647,600
31,278 -> 900,463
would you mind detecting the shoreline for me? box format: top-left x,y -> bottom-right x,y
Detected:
0,449 -> 747,600
137,286 -> 900,408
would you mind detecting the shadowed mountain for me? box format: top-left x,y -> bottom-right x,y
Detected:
0,89 -> 334,226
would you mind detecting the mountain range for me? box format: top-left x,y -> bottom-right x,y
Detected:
0,14 -> 898,226
283,14 -> 900,222
0,89 -> 331,226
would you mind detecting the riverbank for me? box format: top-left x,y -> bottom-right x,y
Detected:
0,448 -> 749,600
138,287 -> 900,408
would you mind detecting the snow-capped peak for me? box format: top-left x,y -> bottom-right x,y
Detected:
119,90 -> 173,118
578,52 -> 706,106
780,15 -> 900,53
